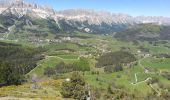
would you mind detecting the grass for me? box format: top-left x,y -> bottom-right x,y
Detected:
83,55 -> 169,96
28,54 -> 80,77
28,56 -> 62,76
1,31 -> 170,99
0,79 -> 72,100
141,57 -> 170,70
84,72 -> 115,89
57,54 -> 79,59
114,72 -> 153,96
84,70 -> 153,96
142,41 -> 170,54
44,43 -> 82,52
147,46 -> 170,54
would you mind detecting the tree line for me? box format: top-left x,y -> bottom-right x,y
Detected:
0,42 -> 44,86
96,51 -> 136,73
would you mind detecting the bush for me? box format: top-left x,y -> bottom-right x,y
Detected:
61,72 -> 88,99
44,67 -> 56,77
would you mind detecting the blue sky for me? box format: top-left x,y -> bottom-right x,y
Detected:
25,0 -> 170,17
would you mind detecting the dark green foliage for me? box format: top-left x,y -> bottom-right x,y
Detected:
61,72 -> 88,99
0,61 -> 24,86
115,23 -> 162,41
161,71 -> 170,80
0,26 -> 8,33
0,14 -> 17,27
96,51 -> 136,68
55,62 -> 74,74
0,42 -> 44,74
0,42 -> 44,86
160,26 -> 170,40
132,40 -> 139,45
61,80 -> 72,97
140,24 -> 161,33
138,46 -> 150,53
47,19 -> 61,34
115,23 -> 170,42
44,67 -> 56,77
104,65 -> 123,73
32,18 -> 60,34
114,65 -> 123,72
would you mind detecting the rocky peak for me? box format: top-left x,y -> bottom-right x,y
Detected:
0,0 -> 55,18
0,0 -> 170,25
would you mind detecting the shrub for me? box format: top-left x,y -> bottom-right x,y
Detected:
61,72 -> 88,99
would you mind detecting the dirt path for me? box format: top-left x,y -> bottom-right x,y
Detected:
131,57 -> 152,85
149,84 -> 161,96
46,55 -> 79,60
139,57 -> 157,74
135,73 -> 138,83
131,77 -> 151,85
131,57 -> 161,96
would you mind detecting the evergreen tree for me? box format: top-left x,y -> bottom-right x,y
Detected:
0,61 -> 23,85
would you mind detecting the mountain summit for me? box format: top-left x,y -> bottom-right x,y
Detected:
0,1 -> 170,34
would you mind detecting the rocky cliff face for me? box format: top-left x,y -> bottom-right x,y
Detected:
0,0 -> 170,34
1,1 -> 170,25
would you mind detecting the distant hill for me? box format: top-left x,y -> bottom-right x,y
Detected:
114,24 -> 170,41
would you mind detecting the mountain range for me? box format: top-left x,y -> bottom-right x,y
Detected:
0,0 -> 170,35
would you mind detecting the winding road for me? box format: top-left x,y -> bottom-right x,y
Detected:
131,57 -> 161,96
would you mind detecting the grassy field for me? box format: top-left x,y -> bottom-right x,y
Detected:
141,57 -> 170,70
28,54 -> 80,77
0,79 -> 72,100
1,32 -> 170,99
28,56 -> 62,76
84,70 -> 153,96
57,55 -> 79,59
27,33 -> 170,97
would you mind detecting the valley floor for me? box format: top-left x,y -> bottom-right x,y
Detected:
0,32 -> 170,99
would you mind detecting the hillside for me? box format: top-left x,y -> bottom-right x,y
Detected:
0,0 -> 170,100
114,24 -> 170,41
0,0 -> 170,36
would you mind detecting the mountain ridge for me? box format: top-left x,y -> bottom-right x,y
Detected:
0,1 -> 170,26
0,1 -> 170,35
